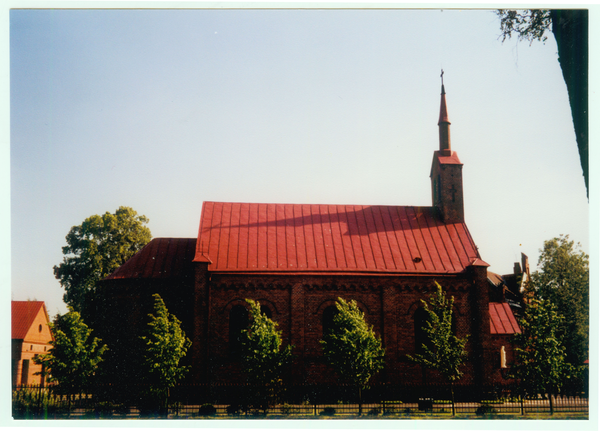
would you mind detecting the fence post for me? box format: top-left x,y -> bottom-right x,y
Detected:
520,395 -> 524,416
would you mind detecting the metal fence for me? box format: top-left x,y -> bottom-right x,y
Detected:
12,383 -> 589,419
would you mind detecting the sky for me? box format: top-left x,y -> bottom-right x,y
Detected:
7,6 -> 594,321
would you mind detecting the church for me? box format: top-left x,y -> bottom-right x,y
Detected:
98,83 -> 521,395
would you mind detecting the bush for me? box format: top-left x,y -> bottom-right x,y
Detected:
93,401 -> 117,418
137,396 -> 165,417
169,401 -> 183,417
320,407 -> 336,416
198,403 -> 217,416
382,401 -> 402,415
12,387 -> 67,419
227,404 -> 242,415
367,407 -> 381,416
476,403 -> 497,416
280,403 -> 299,415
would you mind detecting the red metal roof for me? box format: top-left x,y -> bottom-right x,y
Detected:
489,302 -> 521,335
194,202 -> 484,274
12,301 -> 48,340
104,238 -> 197,280
435,150 -> 462,165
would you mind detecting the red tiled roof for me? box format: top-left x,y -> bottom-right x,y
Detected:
12,301 -> 47,340
104,238 -> 197,280
194,202 -> 484,274
489,302 -> 521,335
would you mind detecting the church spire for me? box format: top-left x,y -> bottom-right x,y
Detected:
430,70 -> 464,224
438,70 -> 451,155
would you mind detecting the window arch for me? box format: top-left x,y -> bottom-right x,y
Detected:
413,307 -> 459,354
229,305 -> 248,358
414,307 -> 430,354
322,305 -> 338,337
260,304 -> 272,319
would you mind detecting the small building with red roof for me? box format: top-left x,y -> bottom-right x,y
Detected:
98,82 -> 520,393
11,301 -> 53,386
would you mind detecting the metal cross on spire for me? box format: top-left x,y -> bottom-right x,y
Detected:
440,69 -> 445,94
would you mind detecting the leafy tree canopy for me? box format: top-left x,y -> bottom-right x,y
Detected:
34,309 -> 107,396
496,9 -> 552,43
407,282 -> 468,383
241,299 -> 292,386
54,206 -> 152,316
139,294 -> 191,405
527,235 -> 589,366
320,298 -> 385,389
510,298 -> 572,398
240,299 -> 292,410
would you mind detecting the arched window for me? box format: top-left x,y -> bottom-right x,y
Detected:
322,305 -> 338,337
414,307 -> 457,354
260,304 -> 272,319
229,305 -> 248,358
414,307 -> 430,354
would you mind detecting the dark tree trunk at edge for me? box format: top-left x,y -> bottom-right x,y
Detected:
551,9 -> 588,198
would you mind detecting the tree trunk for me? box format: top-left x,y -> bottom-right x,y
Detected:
358,386 -> 362,416
450,383 -> 456,416
551,9 -> 588,197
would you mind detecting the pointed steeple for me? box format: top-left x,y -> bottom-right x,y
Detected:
430,70 -> 464,224
438,70 -> 451,155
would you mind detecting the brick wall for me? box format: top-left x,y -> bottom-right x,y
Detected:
98,265 -> 498,391
196,271 -> 486,387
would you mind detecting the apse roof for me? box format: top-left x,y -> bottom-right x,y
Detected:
104,238 -> 196,280
194,201 -> 485,275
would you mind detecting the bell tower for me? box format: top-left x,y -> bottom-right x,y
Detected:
430,72 -> 464,223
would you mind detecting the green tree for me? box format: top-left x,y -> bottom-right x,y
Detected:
320,298 -> 385,415
240,299 -> 293,413
510,298 -> 571,414
34,310 -> 107,408
54,206 -> 152,319
527,235 -> 589,374
407,282 -> 468,416
496,9 -> 588,197
138,294 -> 191,415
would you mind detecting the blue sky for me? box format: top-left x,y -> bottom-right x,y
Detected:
8,6 -> 592,318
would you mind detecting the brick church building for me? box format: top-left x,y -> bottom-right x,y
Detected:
98,83 -> 520,392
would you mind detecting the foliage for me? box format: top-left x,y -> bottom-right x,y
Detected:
34,310 -> 107,397
496,9 -> 552,44
280,403 -> 299,415
198,403 -> 217,416
12,386 -> 67,419
476,402 -> 497,416
407,282 -> 468,383
53,206 -> 152,317
320,298 -> 385,392
407,282 -> 468,416
240,299 -> 293,411
510,298 -> 572,399
138,294 -> 191,413
320,407 -> 336,416
526,235 -> 589,367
